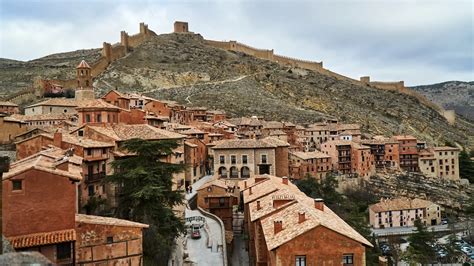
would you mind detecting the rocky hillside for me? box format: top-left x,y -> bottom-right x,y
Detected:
411,81 -> 474,121
93,33 -> 473,148
0,48 -> 101,98
1,33 -> 473,148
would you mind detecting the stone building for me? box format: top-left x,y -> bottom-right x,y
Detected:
369,197 -> 441,228
392,135 -> 419,172
418,146 -> 460,181
196,178 -> 238,231
24,98 -> 78,116
75,214 -> 148,265
0,114 -> 27,144
0,101 -> 19,115
289,151 -> 332,180
321,140 -> 375,178
361,138 -> 400,169
15,131 -> 115,211
72,124 -> 186,190
239,175 -> 372,265
2,147 -> 82,264
210,137 -> 289,179
2,146 -> 149,264
10,113 -> 76,129
304,122 -> 361,151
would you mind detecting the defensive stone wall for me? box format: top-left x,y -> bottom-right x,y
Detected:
205,40 -> 323,71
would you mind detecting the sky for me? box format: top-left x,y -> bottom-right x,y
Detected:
0,0 -> 472,85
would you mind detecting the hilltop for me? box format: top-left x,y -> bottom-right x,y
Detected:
1,32 -> 473,148
411,81 -> 474,121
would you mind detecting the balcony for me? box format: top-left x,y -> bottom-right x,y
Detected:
85,172 -> 106,182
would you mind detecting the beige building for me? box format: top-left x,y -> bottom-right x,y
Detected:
419,146 -> 460,181
0,114 -> 27,144
304,122 -> 361,151
369,197 -> 441,229
24,98 -> 78,115
210,137 -> 289,179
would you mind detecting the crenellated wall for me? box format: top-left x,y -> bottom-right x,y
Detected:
205,40 -> 323,71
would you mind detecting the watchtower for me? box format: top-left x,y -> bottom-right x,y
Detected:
174,21 -> 189,33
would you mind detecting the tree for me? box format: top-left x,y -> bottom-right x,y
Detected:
403,218 -> 437,264
107,138 -> 186,265
459,149 -> 474,183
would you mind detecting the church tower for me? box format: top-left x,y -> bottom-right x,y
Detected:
75,60 -> 95,100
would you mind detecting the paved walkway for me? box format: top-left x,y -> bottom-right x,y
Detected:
185,175 -> 214,201
185,208 -> 224,266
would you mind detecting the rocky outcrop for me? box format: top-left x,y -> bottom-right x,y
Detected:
362,171 -> 473,212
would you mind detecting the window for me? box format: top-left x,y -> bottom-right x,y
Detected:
97,114 -> 102,122
86,114 -> 91,122
87,149 -> 92,156
261,154 -> 267,164
295,255 -> 306,266
78,130 -> 84,137
50,107 -> 52,112
88,185 -> 94,196
231,155 -> 236,164
242,155 -> 248,164
56,243 -> 71,260
343,254 -> 354,265
102,148 -> 107,154
106,236 -> 113,244
12,180 -> 22,191
219,197 -> 225,207
64,109 -> 67,113
220,155 -> 225,164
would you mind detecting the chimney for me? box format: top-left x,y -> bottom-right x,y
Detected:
257,200 -> 261,210
274,220 -> 283,234
314,198 -> 324,211
54,132 -> 62,148
282,176 -> 288,185
249,187 -> 252,195
298,212 -> 306,223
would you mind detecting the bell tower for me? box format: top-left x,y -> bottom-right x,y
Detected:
75,60 -> 95,100
76,60 -> 92,89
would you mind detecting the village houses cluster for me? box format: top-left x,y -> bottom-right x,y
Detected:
0,58 -> 461,264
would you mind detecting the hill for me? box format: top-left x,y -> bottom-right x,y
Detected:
411,81 -> 474,121
1,32 -> 473,148
0,48 -> 101,98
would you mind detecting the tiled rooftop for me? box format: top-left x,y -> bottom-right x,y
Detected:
75,214 -> 149,228
369,197 -> 436,213
3,147 -> 83,181
7,229 -> 76,249
242,174 -> 373,250
212,138 -> 288,150
88,124 -> 185,141
0,101 -> 18,107
26,98 -> 77,108
290,151 -> 330,160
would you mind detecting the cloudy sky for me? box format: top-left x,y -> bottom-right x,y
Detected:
0,0 -> 472,85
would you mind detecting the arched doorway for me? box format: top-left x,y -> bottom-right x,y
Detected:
218,167 -> 227,178
241,166 -> 250,178
230,166 -> 239,178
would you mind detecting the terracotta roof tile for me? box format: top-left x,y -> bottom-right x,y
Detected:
370,197 -> 437,213
290,151 -> 330,160
8,229 -> 76,249
26,98 -> 77,108
0,101 -> 18,107
76,60 -> 91,69
75,214 -> 149,228
88,124 -> 184,141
